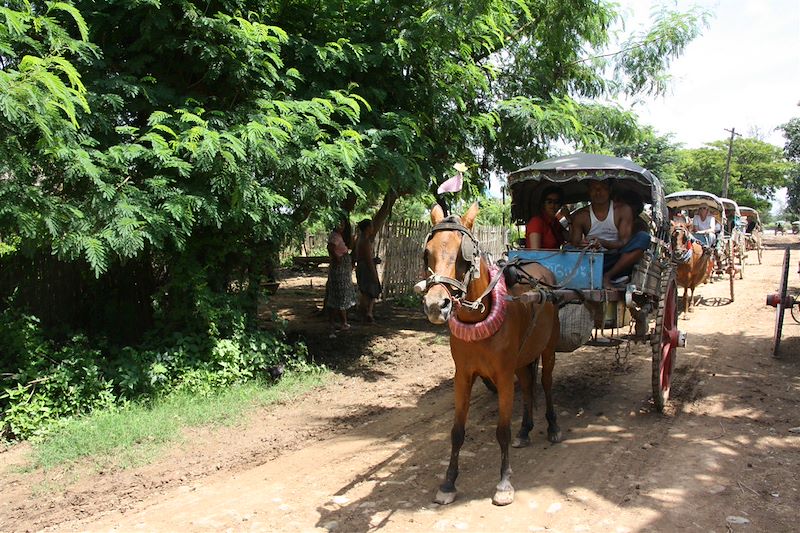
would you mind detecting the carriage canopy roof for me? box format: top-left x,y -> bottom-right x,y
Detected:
739,206 -> 761,222
665,190 -> 726,220
719,197 -> 742,218
507,153 -> 668,226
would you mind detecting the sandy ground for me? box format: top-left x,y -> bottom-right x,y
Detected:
1,235 -> 799,533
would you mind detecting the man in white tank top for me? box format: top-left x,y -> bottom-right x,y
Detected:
690,205 -> 717,247
570,179 -> 650,288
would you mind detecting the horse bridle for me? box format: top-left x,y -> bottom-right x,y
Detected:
420,217 -> 483,308
670,225 -> 697,263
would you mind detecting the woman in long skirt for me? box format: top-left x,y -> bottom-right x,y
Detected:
326,218 -> 356,337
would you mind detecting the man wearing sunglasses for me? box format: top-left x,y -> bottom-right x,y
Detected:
569,179 -> 650,288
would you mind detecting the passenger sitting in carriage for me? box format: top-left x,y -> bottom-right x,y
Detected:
670,207 -> 689,225
745,216 -> 757,234
525,185 -> 569,249
569,179 -> 651,289
690,205 -> 717,248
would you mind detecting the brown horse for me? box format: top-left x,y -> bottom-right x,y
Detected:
671,222 -> 713,315
417,203 -> 561,506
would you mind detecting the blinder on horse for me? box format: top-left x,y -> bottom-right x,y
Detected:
419,216 -> 482,300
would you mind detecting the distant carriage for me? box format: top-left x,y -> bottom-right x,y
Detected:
719,197 -> 747,278
665,191 -> 737,301
739,206 -> 764,264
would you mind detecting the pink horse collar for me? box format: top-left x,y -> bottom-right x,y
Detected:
448,267 -> 508,342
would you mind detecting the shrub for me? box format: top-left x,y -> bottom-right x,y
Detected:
0,304 -> 313,441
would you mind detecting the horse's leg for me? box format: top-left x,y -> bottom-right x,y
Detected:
512,363 -> 534,448
689,286 -> 696,312
435,370 -> 474,505
541,346 -> 562,443
492,373 -> 516,506
682,285 -> 689,316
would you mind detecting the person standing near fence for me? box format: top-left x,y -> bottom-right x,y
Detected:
326,217 -> 356,337
354,191 -> 397,324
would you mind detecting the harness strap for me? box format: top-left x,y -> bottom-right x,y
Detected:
423,218 -> 482,301
459,257 -> 503,312
426,270 -> 469,295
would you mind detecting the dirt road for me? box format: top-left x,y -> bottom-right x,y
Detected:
2,236 -> 799,532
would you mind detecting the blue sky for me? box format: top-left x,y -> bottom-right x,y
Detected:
618,0 -> 799,149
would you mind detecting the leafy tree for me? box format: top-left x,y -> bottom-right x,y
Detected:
779,117 -> 800,215
0,0 -> 714,437
608,125 -> 686,193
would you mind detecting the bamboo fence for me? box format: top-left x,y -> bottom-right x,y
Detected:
284,220 -> 508,299
373,221 -> 508,299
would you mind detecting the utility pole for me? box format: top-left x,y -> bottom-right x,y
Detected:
722,127 -> 741,198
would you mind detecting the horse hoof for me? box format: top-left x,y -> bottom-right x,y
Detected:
512,436 -> 530,448
434,489 -> 457,505
492,488 -> 515,506
547,430 -> 562,443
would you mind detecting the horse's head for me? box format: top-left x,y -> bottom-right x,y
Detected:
670,221 -> 690,253
417,203 -> 481,324
670,221 -> 696,263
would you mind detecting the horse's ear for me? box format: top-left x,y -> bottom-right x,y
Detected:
431,204 -> 445,225
462,202 -> 479,230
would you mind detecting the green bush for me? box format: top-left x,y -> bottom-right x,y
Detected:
0,319 -> 117,440
0,303 -> 313,441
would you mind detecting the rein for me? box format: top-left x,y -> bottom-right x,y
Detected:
421,218 -> 592,311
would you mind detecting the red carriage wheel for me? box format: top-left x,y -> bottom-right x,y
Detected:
652,267 -> 679,412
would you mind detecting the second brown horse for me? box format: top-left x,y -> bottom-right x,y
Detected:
672,222 -> 713,314
418,203 -> 561,506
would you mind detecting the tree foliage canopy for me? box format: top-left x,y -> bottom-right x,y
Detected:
0,0 -> 709,331
674,138 -> 790,213
779,117 -> 800,216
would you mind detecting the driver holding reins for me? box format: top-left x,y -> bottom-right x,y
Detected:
690,205 -> 717,248
569,179 -> 651,289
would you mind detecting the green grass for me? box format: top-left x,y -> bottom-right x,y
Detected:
30,369 -> 328,471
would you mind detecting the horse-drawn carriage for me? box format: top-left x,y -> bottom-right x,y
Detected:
416,153 -> 685,506
740,206 -> 764,264
720,197 -> 747,277
506,153 -> 684,412
665,190 -> 738,301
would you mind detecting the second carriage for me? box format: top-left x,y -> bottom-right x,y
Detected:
506,153 -> 684,412
665,190 -> 738,301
